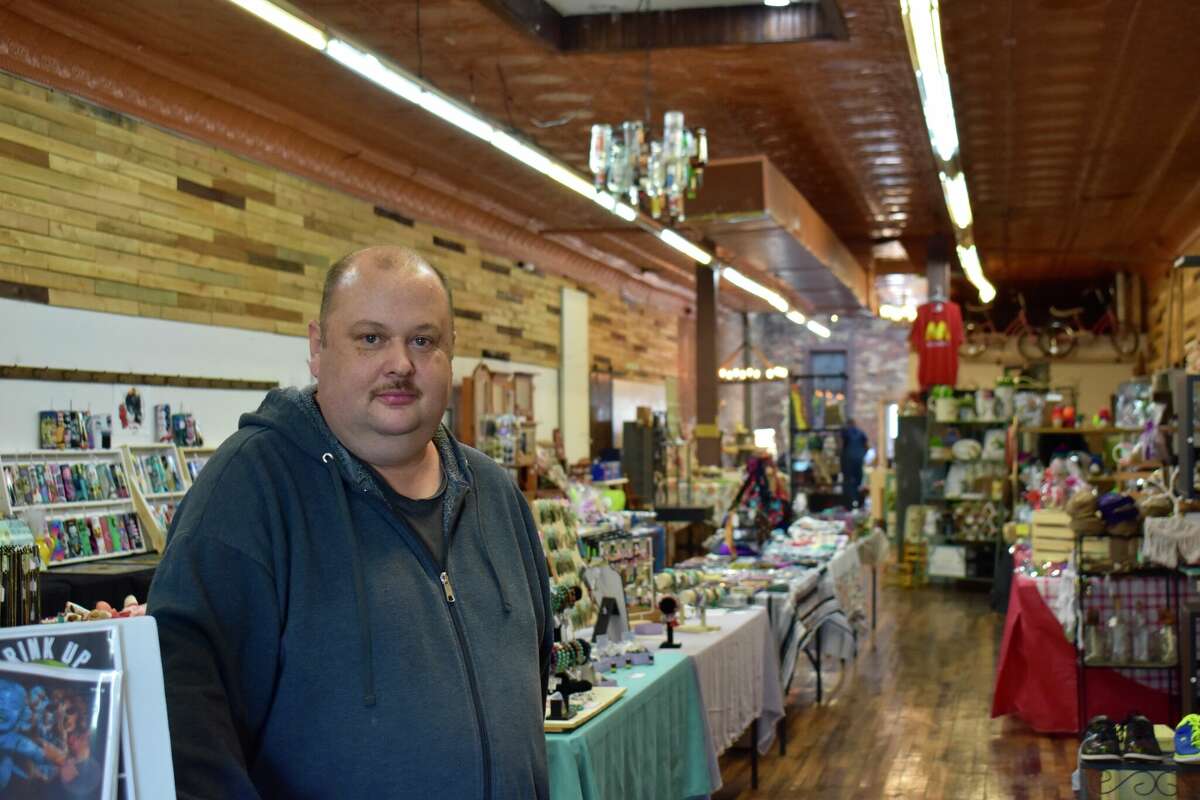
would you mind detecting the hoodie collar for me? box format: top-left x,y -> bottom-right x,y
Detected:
283,385 -> 473,498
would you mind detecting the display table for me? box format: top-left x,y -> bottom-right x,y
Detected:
992,575 -> 1173,734
647,605 -> 785,756
545,651 -> 719,800
39,553 -> 160,613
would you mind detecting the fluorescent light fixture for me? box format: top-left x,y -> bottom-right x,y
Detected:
659,230 -> 713,265
806,319 -> 831,338
720,266 -> 788,312
902,0 -> 958,163
763,0 -> 790,6
786,310 -> 807,326
614,202 -> 638,222
325,40 -> 423,104
940,171 -> 973,229
490,131 -> 556,174
225,0 -> 328,49
956,245 -> 997,304
417,92 -> 494,141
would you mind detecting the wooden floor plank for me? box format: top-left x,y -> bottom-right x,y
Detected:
714,585 -> 1076,799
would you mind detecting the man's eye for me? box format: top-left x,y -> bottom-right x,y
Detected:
360,334 -> 381,346
412,336 -> 433,348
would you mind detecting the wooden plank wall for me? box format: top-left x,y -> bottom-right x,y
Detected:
1145,265 -> 1200,369
0,72 -> 680,379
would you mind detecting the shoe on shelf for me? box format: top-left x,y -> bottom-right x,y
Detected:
1175,715 -> 1200,763
1081,715 -> 1121,761
1123,714 -> 1164,762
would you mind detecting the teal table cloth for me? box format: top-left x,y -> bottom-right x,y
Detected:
546,650 -> 719,800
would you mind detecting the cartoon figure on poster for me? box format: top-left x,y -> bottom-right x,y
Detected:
0,676 -> 109,797
118,389 -> 142,432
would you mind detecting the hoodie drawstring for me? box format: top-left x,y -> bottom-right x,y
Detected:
324,452 -> 378,707
473,489 -> 512,613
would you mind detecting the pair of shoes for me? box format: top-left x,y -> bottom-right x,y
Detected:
1175,714 -> 1200,763
1081,714 -> 1163,762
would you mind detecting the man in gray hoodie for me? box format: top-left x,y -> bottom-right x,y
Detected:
149,246 -> 553,799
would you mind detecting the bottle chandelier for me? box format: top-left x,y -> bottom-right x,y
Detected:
589,112 -> 708,222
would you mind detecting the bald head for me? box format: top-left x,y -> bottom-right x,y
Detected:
319,246 -> 454,343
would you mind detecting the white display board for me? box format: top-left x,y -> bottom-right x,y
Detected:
0,298 -> 308,450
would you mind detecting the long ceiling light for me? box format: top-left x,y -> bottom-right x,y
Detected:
901,0 -> 995,304
805,320 -> 832,338
956,245 -> 996,303
786,310 -> 807,325
226,0 -> 328,49
659,230 -> 713,265
939,171 -> 972,230
720,266 -> 787,312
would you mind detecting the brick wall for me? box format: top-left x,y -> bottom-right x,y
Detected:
0,72 -> 679,379
751,313 -> 910,451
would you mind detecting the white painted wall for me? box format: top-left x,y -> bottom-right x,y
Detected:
0,298 -> 561,451
560,287 -> 590,462
0,298 -> 309,450
612,378 -> 667,447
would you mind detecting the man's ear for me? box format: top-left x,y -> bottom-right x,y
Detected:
307,320 -> 323,381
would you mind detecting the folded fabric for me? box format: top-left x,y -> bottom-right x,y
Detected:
1098,493 -> 1139,526
1142,516 -> 1200,567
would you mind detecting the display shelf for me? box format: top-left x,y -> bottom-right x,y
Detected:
1082,660 -> 1178,670
179,445 -> 217,482
143,490 -> 187,501
928,419 -> 1013,427
11,498 -> 131,512
0,449 -> 149,568
1021,426 -> 1143,435
1080,567 -> 1180,578
121,444 -> 191,554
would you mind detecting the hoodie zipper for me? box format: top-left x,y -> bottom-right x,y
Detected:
439,570 -> 493,800
368,493 -> 493,800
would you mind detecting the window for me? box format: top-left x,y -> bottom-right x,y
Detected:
809,350 -> 849,410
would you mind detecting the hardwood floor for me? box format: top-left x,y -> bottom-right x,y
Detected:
714,585 -> 1078,799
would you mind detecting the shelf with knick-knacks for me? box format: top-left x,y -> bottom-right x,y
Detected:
121,443 -> 192,553
0,449 -> 149,567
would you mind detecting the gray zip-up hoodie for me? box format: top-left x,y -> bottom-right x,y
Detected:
149,387 -> 552,799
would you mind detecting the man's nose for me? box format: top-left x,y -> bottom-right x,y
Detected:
382,341 -> 415,376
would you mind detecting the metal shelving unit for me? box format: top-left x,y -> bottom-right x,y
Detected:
922,401 -> 1011,585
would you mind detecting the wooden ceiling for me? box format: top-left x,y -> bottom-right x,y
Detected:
941,0 -> 1200,282
9,0 -> 1200,301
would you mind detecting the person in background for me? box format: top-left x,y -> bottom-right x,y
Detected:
149,245 -> 552,799
841,418 -> 869,509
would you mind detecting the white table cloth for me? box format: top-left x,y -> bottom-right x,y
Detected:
641,604 -> 785,756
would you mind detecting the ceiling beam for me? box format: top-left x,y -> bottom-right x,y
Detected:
560,2 -> 847,53
478,0 -> 847,53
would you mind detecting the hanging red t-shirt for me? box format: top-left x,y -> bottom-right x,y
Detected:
909,300 -> 963,390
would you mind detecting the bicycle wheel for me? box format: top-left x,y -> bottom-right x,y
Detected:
959,323 -> 989,357
1110,322 -> 1140,356
1016,330 -> 1043,361
1038,322 -> 1076,358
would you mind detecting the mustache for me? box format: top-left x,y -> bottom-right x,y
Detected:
371,383 -> 420,397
